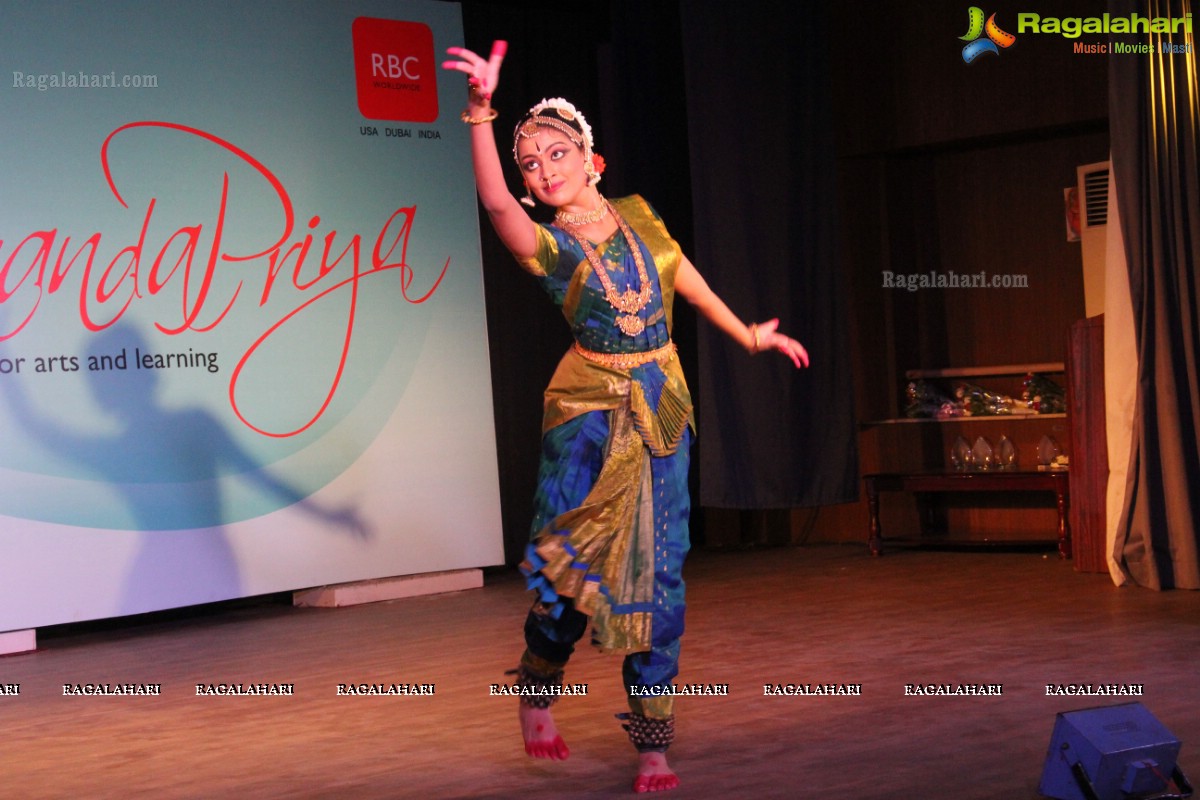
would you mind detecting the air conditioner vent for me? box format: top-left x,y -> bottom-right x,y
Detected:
1075,160 -> 1110,317
1081,166 -> 1109,228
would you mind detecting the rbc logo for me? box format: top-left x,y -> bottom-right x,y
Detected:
353,18 -> 437,122
371,54 -> 421,80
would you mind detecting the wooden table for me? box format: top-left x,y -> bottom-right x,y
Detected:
863,470 -> 1070,558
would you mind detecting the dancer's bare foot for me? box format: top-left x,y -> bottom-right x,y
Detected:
633,751 -> 678,793
518,703 -> 569,760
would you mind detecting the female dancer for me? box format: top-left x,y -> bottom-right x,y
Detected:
443,41 -> 809,793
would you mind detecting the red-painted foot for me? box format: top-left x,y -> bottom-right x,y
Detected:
519,704 -> 569,760
633,753 -> 678,792
632,772 -> 679,793
524,733 -> 570,760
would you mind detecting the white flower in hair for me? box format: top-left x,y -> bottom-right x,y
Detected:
529,97 -> 594,150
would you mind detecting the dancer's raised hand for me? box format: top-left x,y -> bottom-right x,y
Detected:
442,40 -> 507,110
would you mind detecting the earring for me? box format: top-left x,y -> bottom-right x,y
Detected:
520,183 -> 536,207
584,162 -> 601,187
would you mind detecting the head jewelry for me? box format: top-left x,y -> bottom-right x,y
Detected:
513,98 -> 603,205
512,97 -> 594,161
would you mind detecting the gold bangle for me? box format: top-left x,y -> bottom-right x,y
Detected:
460,108 -> 498,125
750,323 -> 761,353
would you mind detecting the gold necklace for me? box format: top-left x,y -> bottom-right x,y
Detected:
554,198 -> 609,227
560,201 -> 652,336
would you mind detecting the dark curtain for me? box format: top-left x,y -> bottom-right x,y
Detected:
680,2 -> 858,507
461,2 -> 607,564
461,1 -> 857,561
461,1 -> 701,561
1109,0 -> 1200,588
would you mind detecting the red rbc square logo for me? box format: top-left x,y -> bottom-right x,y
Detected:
352,18 -> 438,122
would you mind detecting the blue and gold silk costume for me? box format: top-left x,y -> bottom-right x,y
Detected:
516,195 -> 694,721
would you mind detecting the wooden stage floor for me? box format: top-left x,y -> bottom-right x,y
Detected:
3,545 -> 1199,799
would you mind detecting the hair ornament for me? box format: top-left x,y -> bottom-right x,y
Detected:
513,97 -> 595,161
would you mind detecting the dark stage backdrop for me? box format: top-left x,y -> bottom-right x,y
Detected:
681,2 -> 857,507
460,1 -> 856,561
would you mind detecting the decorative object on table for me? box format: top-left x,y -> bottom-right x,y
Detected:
1037,435 -> 1060,465
1023,373 -> 1066,414
972,436 -> 995,471
953,382 -> 1040,417
1037,435 -> 1068,470
950,435 -> 972,471
903,371 -> 1065,419
996,435 -> 1017,470
905,380 -> 956,419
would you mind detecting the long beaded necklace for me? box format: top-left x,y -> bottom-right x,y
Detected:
559,200 -> 653,337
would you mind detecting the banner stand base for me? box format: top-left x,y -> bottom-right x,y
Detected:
293,569 -> 483,608
0,629 -> 37,656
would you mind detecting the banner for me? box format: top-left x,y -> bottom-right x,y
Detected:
0,0 -> 503,630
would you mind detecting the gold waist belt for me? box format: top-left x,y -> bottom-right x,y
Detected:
572,340 -> 677,370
